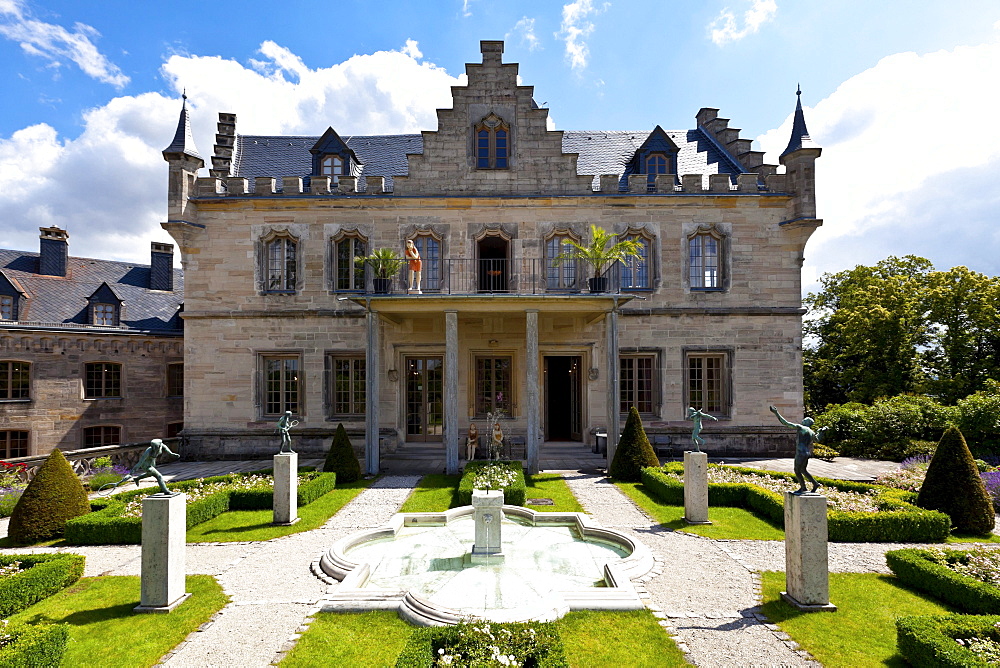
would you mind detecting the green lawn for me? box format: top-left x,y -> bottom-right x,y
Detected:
556,610 -> 689,667
185,478 -> 373,542
616,481 -> 785,540
280,611 -> 413,666
398,472 -> 585,514
760,571 -> 957,667
945,532 -> 1000,543
11,575 -> 228,668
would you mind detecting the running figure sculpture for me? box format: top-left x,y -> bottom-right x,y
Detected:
100,438 -> 180,496
276,410 -> 298,454
769,405 -> 828,494
686,407 -> 717,452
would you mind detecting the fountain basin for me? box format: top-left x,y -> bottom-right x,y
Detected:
316,505 -> 654,626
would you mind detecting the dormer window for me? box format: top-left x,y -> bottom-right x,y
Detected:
320,155 -> 343,184
0,296 -> 12,320
645,153 -> 669,190
93,303 -> 116,326
475,113 -> 509,169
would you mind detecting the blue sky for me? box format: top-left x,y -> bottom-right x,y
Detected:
2,0 -> 1000,291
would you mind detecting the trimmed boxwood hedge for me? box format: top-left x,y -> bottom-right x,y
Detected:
63,470 -> 336,545
886,548 -> 1000,615
641,463 -> 952,542
0,553 -> 86,618
395,621 -> 568,667
457,461 -> 526,507
896,614 -> 1000,667
0,622 -> 69,668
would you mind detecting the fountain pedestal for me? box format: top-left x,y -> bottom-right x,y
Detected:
471,489 -> 504,564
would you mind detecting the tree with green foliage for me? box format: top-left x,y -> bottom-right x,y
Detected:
805,257 -> 1000,411
609,406 -> 659,482
9,449 -> 90,544
324,423 -> 361,483
916,426 -> 995,536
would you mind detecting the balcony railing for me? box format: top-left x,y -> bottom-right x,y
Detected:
356,258 -> 648,296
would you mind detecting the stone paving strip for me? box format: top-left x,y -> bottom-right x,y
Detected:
560,472 -> 819,667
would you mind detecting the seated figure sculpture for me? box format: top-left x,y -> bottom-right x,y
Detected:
466,423 -> 479,461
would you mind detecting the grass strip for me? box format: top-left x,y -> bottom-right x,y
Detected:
399,472 -> 585,514
616,481 -> 785,540
945,533 -> 1000,544
184,478 -> 373,542
555,609 -> 688,667
280,611 -> 414,666
759,571 -> 957,667
10,575 -> 228,668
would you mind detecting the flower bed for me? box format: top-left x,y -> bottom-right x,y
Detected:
0,461 -> 27,518
457,461 -> 526,507
896,614 -> 1000,668
886,548 -> 1000,615
0,553 -> 86,618
64,470 -> 336,545
641,463 -> 951,542
395,619 -> 567,667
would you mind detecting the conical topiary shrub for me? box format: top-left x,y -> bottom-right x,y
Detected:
917,426 -> 995,536
9,449 -> 90,544
324,423 -> 361,483
609,406 -> 660,482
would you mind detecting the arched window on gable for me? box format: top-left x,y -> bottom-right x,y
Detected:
620,230 -> 654,291
263,232 -> 298,293
688,226 -> 726,291
475,113 -> 510,169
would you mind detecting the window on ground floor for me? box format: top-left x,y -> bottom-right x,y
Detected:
83,425 -> 121,448
0,430 -> 28,458
329,355 -> 366,417
620,355 -> 656,414
262,354 -> 301,416
475,356 -> 512,417
686,351 -> 730,416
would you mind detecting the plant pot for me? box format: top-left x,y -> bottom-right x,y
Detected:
588,277 -> 609,293
373,278 -> 392,294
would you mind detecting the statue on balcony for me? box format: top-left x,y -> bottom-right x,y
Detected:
405,239 -> 422,294
686,406 -> 717,452
466,423 -> 479,461
769,405 -> 829,495
99,438 -> 181,496
276,410 -> 298,454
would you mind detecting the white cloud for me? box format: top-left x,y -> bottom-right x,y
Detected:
0,0 -> 129,88
756,41 -> 1000,290
0,41 -> 463,264
462,0 -> 475,17
508,17 -> 541,51
556,0 -> 608,72
709,0 -> 777,47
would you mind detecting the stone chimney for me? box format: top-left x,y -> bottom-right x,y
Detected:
38,226 -> 69,277
150,242 -> 174,291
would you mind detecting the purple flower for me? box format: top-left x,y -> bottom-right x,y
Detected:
981,471 -> 1000,510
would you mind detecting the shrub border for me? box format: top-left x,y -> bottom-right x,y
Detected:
640,463 -> 951,542
886,548 -> 1000,614
457,461 -> 527,506
0,621 -> 69,668
394,621 -> 568,667
896,614 -> 1000,668
64,470 -> 336,545
0,553 -> 86,618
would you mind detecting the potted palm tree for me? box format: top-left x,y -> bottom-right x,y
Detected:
355,248 -> 405,294
555,224 -> 644,293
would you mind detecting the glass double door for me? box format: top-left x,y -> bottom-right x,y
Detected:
404,356 -> 443,442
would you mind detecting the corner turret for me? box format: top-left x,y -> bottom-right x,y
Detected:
162,93 -> 204,221
779,86 -> 821,222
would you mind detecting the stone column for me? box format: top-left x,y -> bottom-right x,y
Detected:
683,451 -> 711,524
365,308 -> 381,475
273,452 -> 299,525
782,492 -> 837,611
135,493 -> 190,613
605,309 -> 621,467
444,310 -> 459,475
525,309 -> 540,474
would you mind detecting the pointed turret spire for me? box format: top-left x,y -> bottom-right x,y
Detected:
780,84 -> 817,157
162,91 -> 202,160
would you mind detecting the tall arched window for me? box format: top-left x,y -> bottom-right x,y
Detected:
333,232 -> 368,291
409,233 -> 442,291
688,227 -> 725,290
475,113 -> 509,169
264,234 -> 297,292
620,231 -> 653,290
545,231 -> 578,291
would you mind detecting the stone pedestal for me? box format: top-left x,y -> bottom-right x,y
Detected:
683,451 -> 711,525
471,489 -> 504,564
135,493 -> 190,613
273,452 -> 300,526
782,491 -> 837,612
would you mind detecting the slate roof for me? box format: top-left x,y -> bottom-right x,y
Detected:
230,127 -> 745,191
0,249 -> 184,334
